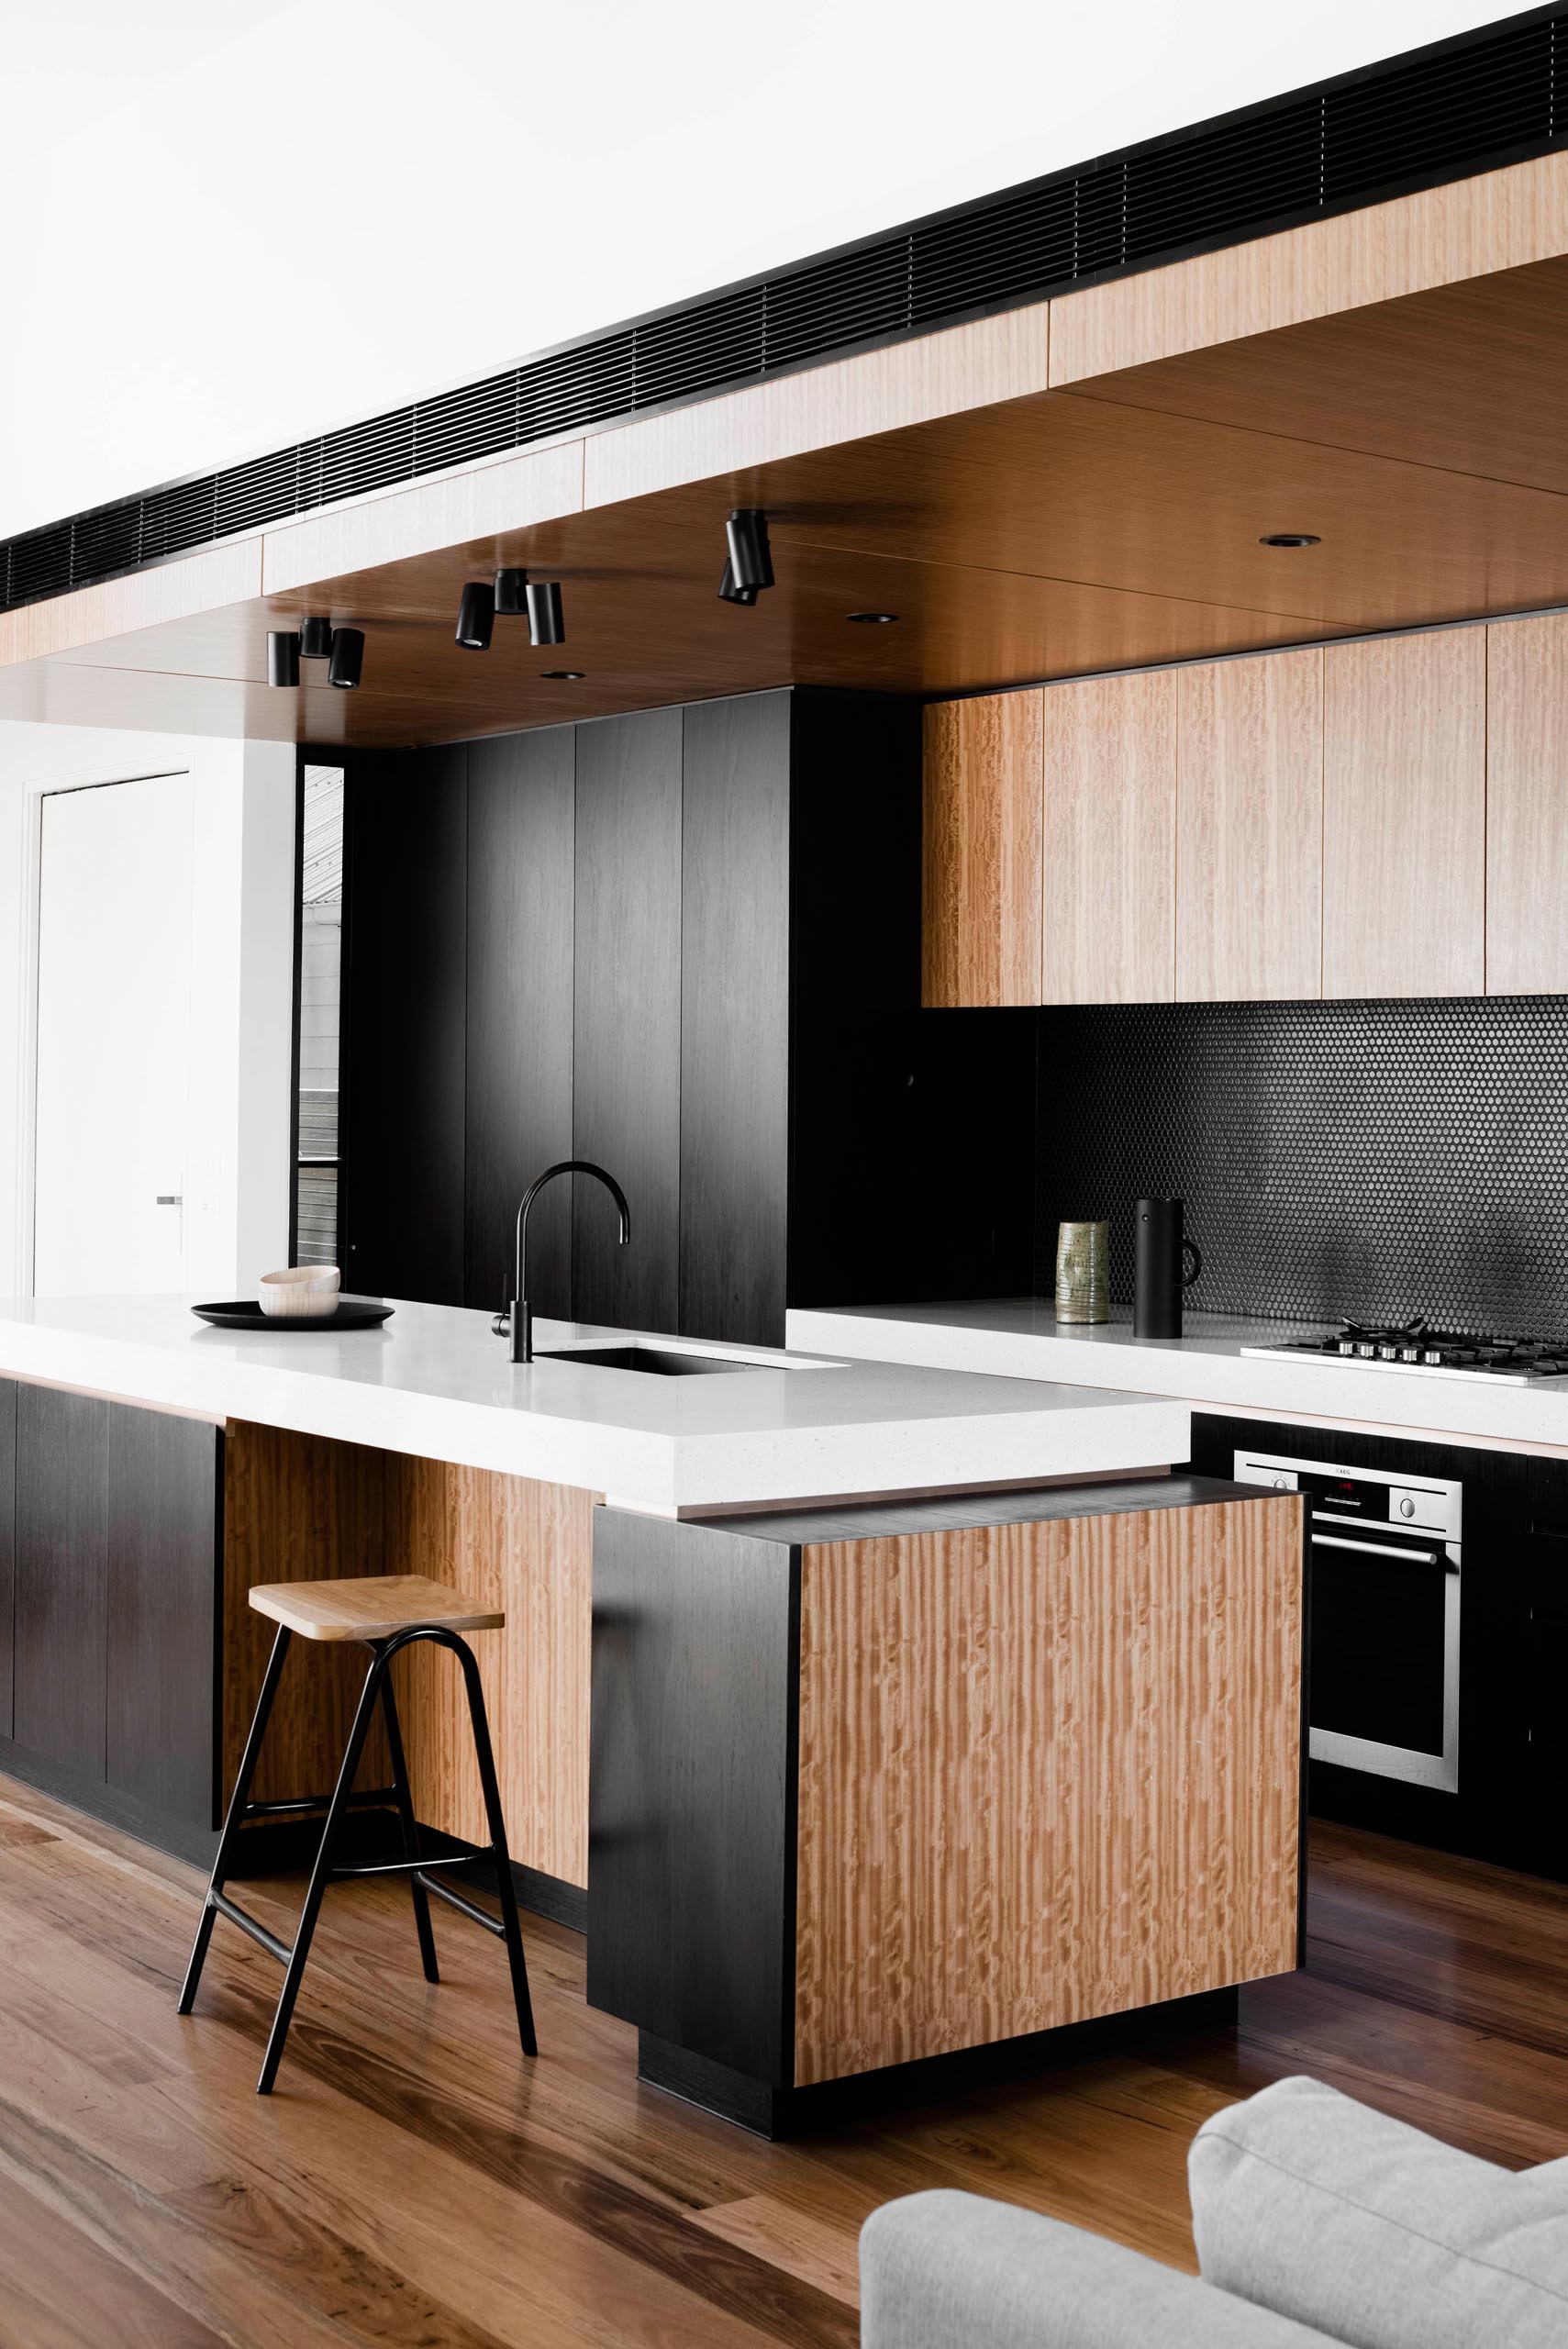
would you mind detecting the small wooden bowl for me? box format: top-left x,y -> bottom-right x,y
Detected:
258,1266 -> 341,1319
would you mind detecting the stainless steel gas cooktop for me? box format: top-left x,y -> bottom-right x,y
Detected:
1240,1318 -> 1568,1385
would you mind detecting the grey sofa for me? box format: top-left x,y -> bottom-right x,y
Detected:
860,2075 -> 1568,2347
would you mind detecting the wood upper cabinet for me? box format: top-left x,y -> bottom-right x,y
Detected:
1042,670 -> 1176,1004
921,692 -> 1041,1007
1322,631 -> 1485,998
1176,650 -> 1323,1001
1485,613 -> 1568,995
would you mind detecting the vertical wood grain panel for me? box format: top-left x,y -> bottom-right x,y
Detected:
573,707 -> 683,1330
395,1462 -> 595,1887
464,726 -> 576,1316
340,746 -> 469,1303
221,1424 -> 592,1886
106,1408 -> 220,1827
1176,650 -> 1323,1001
1323,631 -> 1485,998
794,1496 -> 1302,2086
922,691 -> 1042,1007
1485,613 -> 1568,996
0,1380 -> 13,1741
14,1386 -> 107,1776
1042,672 -> 1176,1004
221,1423 -> 392,1805
679,692 -> 792,1344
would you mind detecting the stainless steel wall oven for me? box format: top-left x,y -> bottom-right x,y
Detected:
1233,1448 -> 1462,1795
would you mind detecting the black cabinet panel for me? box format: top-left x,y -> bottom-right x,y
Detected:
15,1386 -> 107,1776
106,1408 -> 221,1828
680,694 -> 791,1344
0,1379 -> 13,1738
588,1508 -> 796,2085
573,709 -> 683,1330
341,748 -> 468,1305
465,729 -> 576,1319
786,691 -> 1015,1308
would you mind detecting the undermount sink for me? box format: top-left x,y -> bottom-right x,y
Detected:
535,1343 -> 762,1377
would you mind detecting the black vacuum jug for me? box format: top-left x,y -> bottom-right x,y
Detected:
1133,1197 -> 1203,1339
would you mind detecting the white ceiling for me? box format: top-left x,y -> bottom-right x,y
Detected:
0,0 -> 1512,541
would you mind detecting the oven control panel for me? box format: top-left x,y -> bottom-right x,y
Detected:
1233,1451 -> 1462,1543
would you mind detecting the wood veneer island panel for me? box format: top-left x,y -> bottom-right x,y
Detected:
794,1494 -> 1303,2084
588,1477 -> 1305,2131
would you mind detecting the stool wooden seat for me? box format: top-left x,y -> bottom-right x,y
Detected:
178,1575 -> 536,2095
250,1574 -> 505,1641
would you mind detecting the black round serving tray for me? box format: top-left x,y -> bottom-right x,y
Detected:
192,1298 -> 394,1332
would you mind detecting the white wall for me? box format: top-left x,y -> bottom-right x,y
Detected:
0,0 -> 1510,540
0,721 -> 295,1297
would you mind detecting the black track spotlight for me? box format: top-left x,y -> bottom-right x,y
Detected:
526,579 -> 566,646
494,567 -> 529,616
717,558 -> 759,608
298,616 -> 334,660
327,627 -> 364,689
267,629 -> 301,687
456,580 -> 495,650
726,507 -> 773,594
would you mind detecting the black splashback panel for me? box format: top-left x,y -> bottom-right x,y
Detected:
1033,998 -> 1568,1335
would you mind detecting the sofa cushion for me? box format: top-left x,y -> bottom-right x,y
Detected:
1190,2075 -> 1568,2349
860,2190 -> 1349,2348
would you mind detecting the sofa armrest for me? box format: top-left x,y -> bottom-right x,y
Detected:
859,2190 -> 1349,2348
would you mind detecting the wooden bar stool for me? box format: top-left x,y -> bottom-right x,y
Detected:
178,1574 -> 537,2095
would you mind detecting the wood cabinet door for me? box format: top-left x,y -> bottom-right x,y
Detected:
680,692 -> 791,1346
341,746 -> 468,1304
573,707 -> 684,1330
1177,650 -> 1323,1001
1323,632 -> 1485,998
0,1379 -> 13,1740
1485,614 -> 1568,996
14,1386 -> 107,1775
1042,671 -> 1176,1004
464,727 -> 576,1317
922,692 -> 1042,1007
106,1407 -> 221,1829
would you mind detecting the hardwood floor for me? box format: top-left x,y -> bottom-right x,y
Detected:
0,1778 -> 1562,2349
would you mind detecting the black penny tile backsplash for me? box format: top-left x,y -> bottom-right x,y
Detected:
1031,997 -> 1568,1337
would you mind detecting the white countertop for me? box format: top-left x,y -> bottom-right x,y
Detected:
0,1294 -> 1193,1513
785,1299 -> 1568,1454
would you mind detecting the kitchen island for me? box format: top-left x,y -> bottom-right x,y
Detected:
0,1293 -> 1303,2130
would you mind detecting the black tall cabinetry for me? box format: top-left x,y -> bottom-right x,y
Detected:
338,687 -> 1034,1344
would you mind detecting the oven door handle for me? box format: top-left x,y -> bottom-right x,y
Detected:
1310,1531 -> 1455,1569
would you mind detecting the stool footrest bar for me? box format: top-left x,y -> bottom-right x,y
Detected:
418,1870 -> 507,1938
240,1787 -> 398,1820
329,1850 -> 493,1882
209,1890 -> 291,1965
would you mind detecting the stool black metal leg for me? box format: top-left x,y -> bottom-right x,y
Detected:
380,1670 -> 439,1985
255,1642 -> 388,2095
179,1622 -> 292,2015
452,1638 -> 537,2058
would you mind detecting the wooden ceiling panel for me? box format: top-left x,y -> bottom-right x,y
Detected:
28,515 -> 1349,748
1056,255 -> 1568,500
9,175 -> 1568,748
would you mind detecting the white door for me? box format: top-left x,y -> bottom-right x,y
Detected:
33,773 -> 195,1295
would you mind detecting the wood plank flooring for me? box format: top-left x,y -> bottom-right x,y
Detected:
0,1776 -> 1562,2347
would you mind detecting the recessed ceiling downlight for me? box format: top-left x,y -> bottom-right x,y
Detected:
1260,532 -> 1321,548
848,610 -> 898,623
542,669 -> 584,680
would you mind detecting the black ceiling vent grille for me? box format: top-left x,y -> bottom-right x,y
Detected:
5,4 -> 1564,615
413,368 -> 517,478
